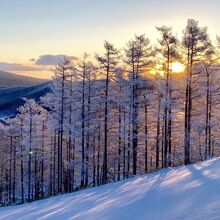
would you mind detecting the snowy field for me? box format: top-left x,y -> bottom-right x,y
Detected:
1,158 -> 220,220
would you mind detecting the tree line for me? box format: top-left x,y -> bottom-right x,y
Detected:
1,19 -> 220,205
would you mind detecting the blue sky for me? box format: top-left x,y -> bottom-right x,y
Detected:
0,0 -> 219,78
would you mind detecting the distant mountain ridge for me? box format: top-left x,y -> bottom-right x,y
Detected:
0,70 -> 47,87
0,81 -> 52,118
0,70 -> 52,117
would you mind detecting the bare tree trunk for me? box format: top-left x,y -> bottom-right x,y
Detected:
97,124 -> 101,186
53,132 -> 56,194
49,134 -> 53,196
156,97 -> 161,169
58,67 -> 66,193
168,76 -> 172,166
123,110 -> 126,179
12,137 -> 16,204
132,84 -> 138,175
20,124 -> 24,203
208,92 -> 212,156
9,135 -> 12,204
117,105 -> 122,181
127,115 -> 131,178
41,121 -> 45,198
205,66 -> 212,159
93,135 -> 96,187
28,109 -> 33,202
103,65 -> 109,184
144,104 -> 148,173
184,49 -> 193,165
72,137 -> 76,190
85,72 -> 91,187
81,64 -> 86,188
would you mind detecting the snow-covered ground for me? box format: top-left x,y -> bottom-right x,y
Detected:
1,158 -> 220,220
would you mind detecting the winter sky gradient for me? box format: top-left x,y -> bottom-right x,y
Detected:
0,0 -> 220,78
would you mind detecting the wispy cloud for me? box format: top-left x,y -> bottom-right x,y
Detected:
0,54 -> 78,77
0,62 -> 45,72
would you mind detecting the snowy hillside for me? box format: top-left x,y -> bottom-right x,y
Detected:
1,158 -> 220,220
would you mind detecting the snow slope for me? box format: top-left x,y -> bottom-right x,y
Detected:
1,158 -> 220,220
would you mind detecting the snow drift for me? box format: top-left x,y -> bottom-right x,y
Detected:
1,158 -> 220,220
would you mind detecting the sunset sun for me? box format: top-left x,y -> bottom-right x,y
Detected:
171,62 -> 185,73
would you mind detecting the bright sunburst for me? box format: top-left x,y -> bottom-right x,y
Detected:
171,62 -> 185,73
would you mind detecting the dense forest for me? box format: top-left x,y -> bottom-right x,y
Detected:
1,19 -> 220,205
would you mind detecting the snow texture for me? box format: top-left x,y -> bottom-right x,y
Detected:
1,158 -> 220,220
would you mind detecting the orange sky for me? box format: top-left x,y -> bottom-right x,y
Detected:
0,0 -> 219,79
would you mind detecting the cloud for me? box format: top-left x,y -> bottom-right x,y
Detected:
36,54 -> 64,65
0,54 -> 78,73
35,54 -> 78,65
0,62 -> 45,72
36,54 -> 65,65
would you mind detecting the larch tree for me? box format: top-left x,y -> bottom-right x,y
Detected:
124,34 -> 153,175
156,26 -> 179,167
182,19 -> 213,165
96,41 -> 120,183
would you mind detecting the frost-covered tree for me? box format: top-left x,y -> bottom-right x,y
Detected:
124,34 -> 153,175
96,41 -> 120,183
182,19 -> 213,164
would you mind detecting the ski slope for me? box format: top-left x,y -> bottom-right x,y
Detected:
1,158 -> 220,220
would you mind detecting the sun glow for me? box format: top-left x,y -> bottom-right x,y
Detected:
171,62 -> 185,73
